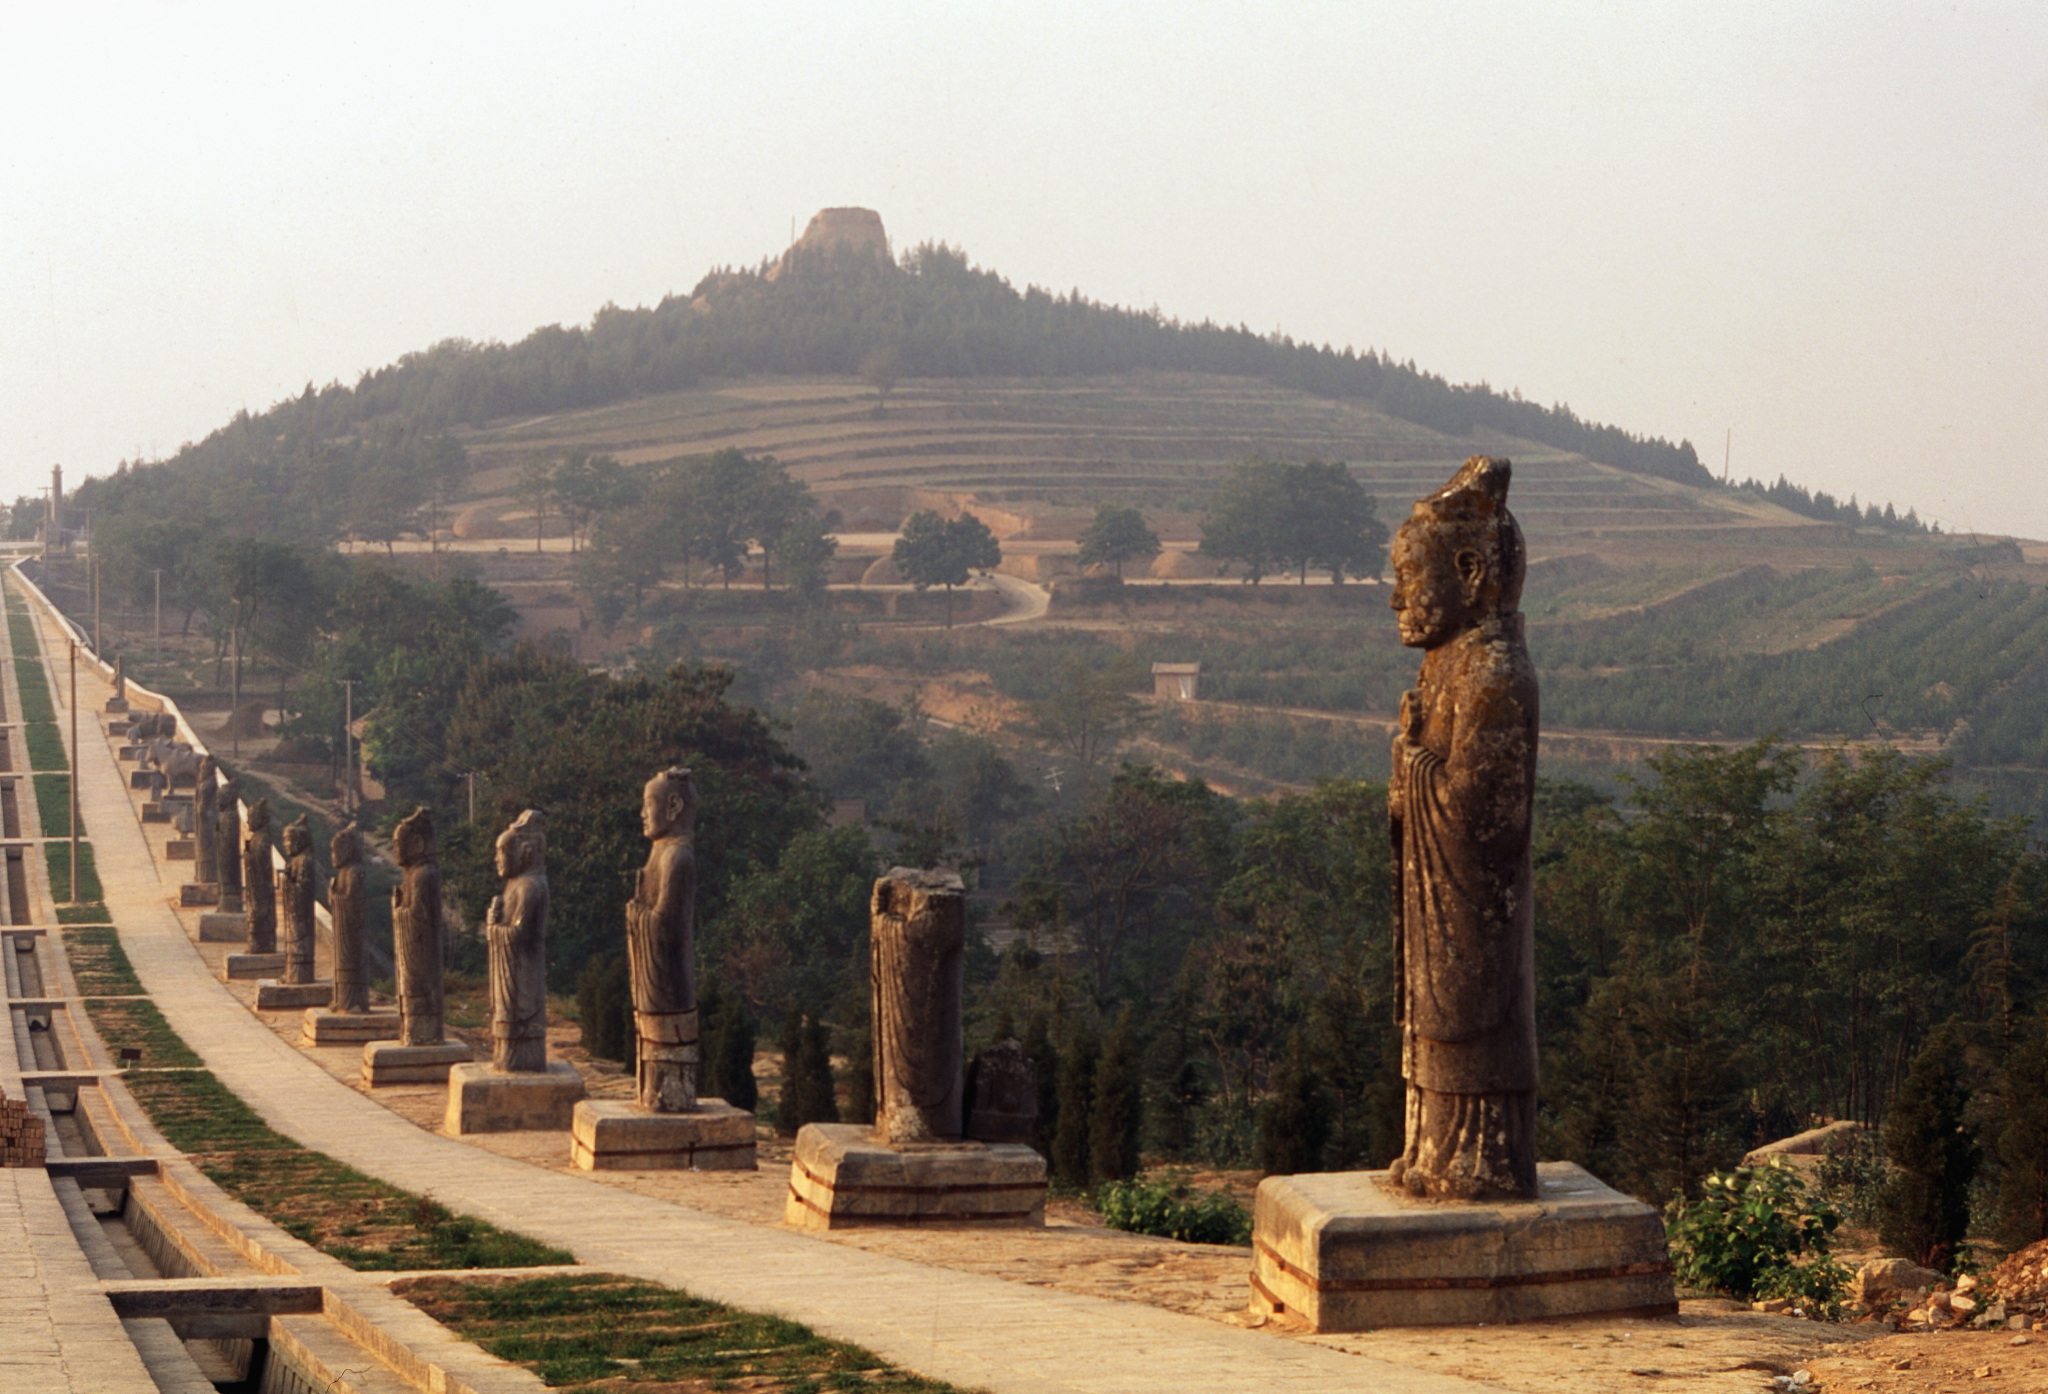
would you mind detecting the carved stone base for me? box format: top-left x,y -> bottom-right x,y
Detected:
118,744 -> 144,760
299,1008 -> 401,1047
223,953 -> 285,979
197,912 -> 245,942
569,1098 -> 755,1171
445,1061 -> 586,1135
165,840 -> 195,860
104,698 -> 129,714
784,1123 -> 1047,1230
141,805 -> 171,824
254,979 -> 332,1011
180,884 -> 219,908
1247,1162 -> 1676,1331
361,1040 -> 474,1087
129,771 -> 157,790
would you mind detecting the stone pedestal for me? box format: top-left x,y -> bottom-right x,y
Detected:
104,697 -> 129,714
166,840 -> 195,860
361,1039 -> 473,1087
223,952 -> 285,980
1247,1162 -> 1675,1330
569,1098 -> 755,1171
299,1008 -> 401,1047
445,1061 -> 586,1135
197,912 -> 246,942
141,805 -> 171,824
785,1122 -> 1047,1230
254,979 -> 332,1011
180,884 -> 219,908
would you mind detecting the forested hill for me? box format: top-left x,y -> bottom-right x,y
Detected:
72,228 -> 1710,514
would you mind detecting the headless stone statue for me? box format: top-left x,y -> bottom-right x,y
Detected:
1386,456 -> 1540,1202
112,654 -> 125,702
280,815 -> 316,985
242,799 -> 276,956
486,810 -> 549,1073
627,768 -> 698,1112
216,781 -> 243,913
391,806 -> 445,1047
870,868 -> 966,1145
195,757 -> 219,884
329,824 -> 368,1015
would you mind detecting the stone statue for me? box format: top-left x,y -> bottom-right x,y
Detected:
242,799 -> 276,956
1386,455 -> 1540,1202
280,815 -> 316,985
870,868 -> 966,1145
486,810 -> 549,1073
329,824 -> 368,1014
194,757 -> 219,883
112,653 -> 125,702
627,768 -> 699,1112
216,780 -> 243,912
391,806 -> 445,1047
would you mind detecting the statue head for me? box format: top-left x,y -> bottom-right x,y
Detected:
199,754 -> 216,784
246,798 -> 270,833
495,808 -> 546,878
1390,455 -> 1525,649
331,823 -> 361,869
393,805 -> 437,867
282,815 -> 310,857
641,767 -> 698,841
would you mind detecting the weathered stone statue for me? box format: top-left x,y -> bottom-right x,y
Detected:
870,868 -> 966,1145
216,781 -> 243,913
627,768 -> 699,1112
280,815 -> 316,985
242,799 -> 276,956
1386,455 -> 1539,1202
329,824 -> 368,1014
111,654 -> 126,703
486,810 -> 549,1073
194,757 -> 220,884
391,806 -> 445,1048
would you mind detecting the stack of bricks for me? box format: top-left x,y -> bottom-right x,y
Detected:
0,1093 -> 46,1167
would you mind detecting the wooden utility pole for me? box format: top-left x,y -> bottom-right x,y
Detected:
68,642 -> 79,904
92,553 -> 101,654
152,569 -> 162,660
341,679 -> 356,814
231,603 -> 242,761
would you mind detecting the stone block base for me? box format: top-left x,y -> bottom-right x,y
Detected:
223,953 -> 285,979
141,805 -> 171,824
785,1123 -> 1047,1230
570,1099 -> 756,1171
1247,1162 -> 1676,1331
118,744 -> 144,760
254,979 -> 332,1010
445,1061 -> 586,1134
129,771 -> 157,790
180,884 -> 219,908
165,840 -> 195,860
361,1040 -> 473,1086
300,1008 -> 401,1047
197,912 -> 245,941
105,698 -> 129,714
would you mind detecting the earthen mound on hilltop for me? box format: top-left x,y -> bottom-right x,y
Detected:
770,208 -> 891,281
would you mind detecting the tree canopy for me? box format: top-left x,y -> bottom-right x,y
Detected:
892,510 -> 1001,626
1076,505 -> 1161,580
1199,458 -> 1388,584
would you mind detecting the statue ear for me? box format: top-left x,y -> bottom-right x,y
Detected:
1455,548 -> 1488,600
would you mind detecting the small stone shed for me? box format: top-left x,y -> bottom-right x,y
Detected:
1152,662 -> 1201,701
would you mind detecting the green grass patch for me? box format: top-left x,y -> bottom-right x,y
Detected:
24,722 -> 66,772
62,926 -> 140,994
13,657 -> 56,725
122,1069 -> 573,1271
57,904 -> 112,924
33,772 -> 77,837
45,841 -> 102,905
393,1272 -> 965,1392
81,998 -> 201,1068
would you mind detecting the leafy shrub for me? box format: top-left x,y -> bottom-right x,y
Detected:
1665,1159 -> 1848,1313
1095,1173 -> 1251,1246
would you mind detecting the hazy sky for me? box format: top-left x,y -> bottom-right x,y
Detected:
6,3 -> 2045,537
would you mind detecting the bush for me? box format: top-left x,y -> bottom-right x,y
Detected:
1816,1129 -> 1890,1228
1665,1159 -> 1848,1313
1095,1173 -> 1252,1246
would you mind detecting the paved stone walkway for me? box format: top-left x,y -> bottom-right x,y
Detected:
27,586 -> 1493,1394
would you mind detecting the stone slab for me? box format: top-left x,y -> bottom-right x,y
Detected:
104,698 -> 129,714
197,911 -> 246,941
129,770 -> 157,789
445,1060 -> 587,1134
164,839 -> 195,859
254,979 -> 333,1010
179,883 -> 219,907
785,1122 -> 1047,1229
222,952 -> 285,979
570,1098 -> 756,1171
117,744 -> 143,759
362,1039 -> 474,1087
300,1008 -> 402,1047
141,805 -> 170,824
1247,1162 -> 1676,1330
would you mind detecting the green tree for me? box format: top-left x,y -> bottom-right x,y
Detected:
1090,1009 -> 1143,1183
893,510 -> 1002,627
1051,1025 -> 1098,1188
1994,1017 -> 2048,1248
774,1010 -> 839,1134
1025,653 -> 1148,778
1880,1025 -> 1980,1272
1258,1029 -> 1334,1174
1075,505 -> 1161,580
1198,458 -> 1386,584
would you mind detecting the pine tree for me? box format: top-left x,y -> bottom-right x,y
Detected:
1022,1013 -> 1060,1156
701,985 -> 759,1113
1881,1026 -> 1981,1271
1258,1029 -> 1334,1175
1996,1018 -> 2048,1248
575,954 -> 631,1064
1052,1025 -> 1098,1188
845,1015 -> 876,1126
775,1010 -> 840,1134
1090,1010 -> 1143,1184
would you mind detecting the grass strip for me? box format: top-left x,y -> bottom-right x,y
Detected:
394,1272 -> 966,1393
57,904 -> 113,925
34,772 -> 78,837
123,1070 -> 573,1271
45,841 -> 103,906
62,926 -> 140,994
80,998 -> 202,1068
15,660 -> 56,724
24,722 -> 66,772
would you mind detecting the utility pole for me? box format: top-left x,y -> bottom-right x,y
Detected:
92,552 -> 101,654
340,679 -> 357,814
464,772 -> 477,824
152,569 -> 162,660
68,642 -> 79,905
231,602 -> 242,761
